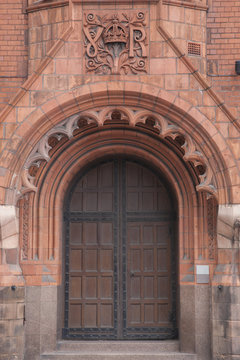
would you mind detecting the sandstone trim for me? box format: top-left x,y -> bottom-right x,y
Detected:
163,0 -> 208,11
19,107 -> 217,199
26,0 -> 68,13
27,0 -> 159,13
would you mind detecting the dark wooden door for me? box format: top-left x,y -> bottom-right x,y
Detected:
63,160 -> 177,340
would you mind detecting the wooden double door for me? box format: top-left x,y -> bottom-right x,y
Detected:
63,159 -> 177,339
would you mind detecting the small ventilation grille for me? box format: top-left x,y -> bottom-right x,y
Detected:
188,42 -> 201,56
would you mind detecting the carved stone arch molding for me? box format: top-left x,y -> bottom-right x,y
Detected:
18,105 -> 219,272
20,106 -> 221,200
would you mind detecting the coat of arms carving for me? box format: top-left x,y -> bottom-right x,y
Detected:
83,12 -> 148,75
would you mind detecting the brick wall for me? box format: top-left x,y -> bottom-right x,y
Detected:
207,0 -> 240,115
28,5 -> 69,75
0,0 -> 28,113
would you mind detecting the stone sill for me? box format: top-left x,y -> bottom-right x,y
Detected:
27,0 -> 158,13
27,0 -> 207,13
164,0 -> 208,11
27,1 -> 68,13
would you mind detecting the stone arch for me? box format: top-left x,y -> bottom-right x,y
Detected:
2,82 -> 232,206
18,106 -> 218,269
20,106 -> 220,200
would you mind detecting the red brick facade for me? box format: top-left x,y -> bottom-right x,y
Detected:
207,0 -> 240,118
0,0 -> 27,113
0,1 -> 239,359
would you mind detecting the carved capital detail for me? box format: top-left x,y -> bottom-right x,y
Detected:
83,12 -> 148,75
20,107 -> 217,200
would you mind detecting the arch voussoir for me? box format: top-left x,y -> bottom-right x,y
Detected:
0,83 -> 232,206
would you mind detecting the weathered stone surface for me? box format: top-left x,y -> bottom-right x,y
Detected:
0,303 -> 17,319
24,334 -> 41,360
0,286 -> 24,301
179,285 -> 195,354
213,285 -> 232,304
0,286 -> 25,360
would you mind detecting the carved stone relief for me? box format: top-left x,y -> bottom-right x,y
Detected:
19,107 -> 217,200
233,219 -> 240,244
207,197 -> 217,260
83,12 -> 148,74
20,194 -> 30,260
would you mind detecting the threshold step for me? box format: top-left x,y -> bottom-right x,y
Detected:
41,352 -> 197,360
56,340 -> 179,353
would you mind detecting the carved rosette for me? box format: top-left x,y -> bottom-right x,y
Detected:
18,107 -> 218,201
83,12 -> 148,75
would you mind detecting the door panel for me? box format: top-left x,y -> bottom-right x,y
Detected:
125,220 -> 172,336
64,160 -> 176,340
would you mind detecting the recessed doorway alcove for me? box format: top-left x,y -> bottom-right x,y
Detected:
20,103 -> 218,359
63,158 -> 178,340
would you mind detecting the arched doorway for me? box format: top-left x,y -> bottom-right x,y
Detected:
63,158 -> 177,340
15,99 -> 223,358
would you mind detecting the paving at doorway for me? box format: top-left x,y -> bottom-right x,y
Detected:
41,340 -> 197,359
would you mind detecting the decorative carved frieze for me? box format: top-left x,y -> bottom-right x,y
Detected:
20,107 -> 217,199
83,12 -> 148,75
20,194 -> 30,260
20,113 -> 90,195
207,197 -> 217,260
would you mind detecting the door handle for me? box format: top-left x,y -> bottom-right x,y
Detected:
130,271 -> 135,278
